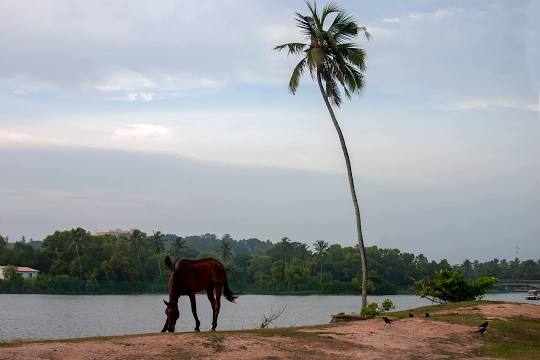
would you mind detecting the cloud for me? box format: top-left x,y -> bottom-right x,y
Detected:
0,1 -> 291,95
113,124 -> 171,139
106,92 -> 155,102
409,8 -> 463,21
0,131 -> 60,145
92,71 -> 156,92
445,97 -> 540,113
382,8 -> 464,24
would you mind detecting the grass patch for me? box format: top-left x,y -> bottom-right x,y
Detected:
388,300 -> 496,319
389,300 -> 540,360
473,317 -> 540,359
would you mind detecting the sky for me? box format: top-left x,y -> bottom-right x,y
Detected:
0,0 -> 538,263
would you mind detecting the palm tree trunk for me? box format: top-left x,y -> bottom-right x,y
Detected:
74,241 -> 82,280
156,257 -> 162,277
317,70 -> 368,308
320,256 -> 323,289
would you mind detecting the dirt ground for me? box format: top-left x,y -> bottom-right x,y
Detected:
434,302 -> 540,320
1,302 -> 538,360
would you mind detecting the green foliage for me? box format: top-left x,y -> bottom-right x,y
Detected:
1,229 -> 537,295
380,298 -> 395,312
2,265 -> 18,281
360,302 -> 380,318
415,269 -> 497,303
274,1 -> 370,107
359,298 -> 395,318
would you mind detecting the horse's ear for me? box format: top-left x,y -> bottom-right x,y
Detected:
165,256 -> 175,271
163,299 -> 169,306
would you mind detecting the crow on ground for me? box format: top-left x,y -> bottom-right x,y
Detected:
408,312 -> 414,317
382,316 -> 393,325
479,321 -> 488,329
475,327 -> 487,335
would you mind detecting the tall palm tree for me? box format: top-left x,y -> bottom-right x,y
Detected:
129,229 -> 145,279
221,239 -> 232,262
279,237 -> 292,264
69,227 -> 86,280
279,237 -> 293,290
173,236 -> 186,259
151,230 -> 164,277
313,240 -> 329,288
275,1 -> 371,307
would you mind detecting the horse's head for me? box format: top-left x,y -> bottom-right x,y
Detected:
161,299 -> 179,332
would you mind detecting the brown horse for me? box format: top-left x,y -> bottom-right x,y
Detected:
161,256 -> 237,332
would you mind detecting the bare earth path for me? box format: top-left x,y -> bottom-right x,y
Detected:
1,302 -> 538,360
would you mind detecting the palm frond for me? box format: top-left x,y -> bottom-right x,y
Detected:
289,58 -> 307,94
343,63 -> 364,92
358,26 -> 371,40
295,13 -> 319,39
321,2 -> 341,27
328,10 -> 358,42
337,44 -> 366,71
305,1 -> 322,31
274,42 -> 307,55
320,62 -> 342,107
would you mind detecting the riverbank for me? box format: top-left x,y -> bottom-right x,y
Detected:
1,301 -> 538,359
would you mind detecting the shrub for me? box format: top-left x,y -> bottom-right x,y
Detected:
360,298 -> 395,318
415,269 -> 496,303
360,302 -> 380,318
380,298 -> 395,312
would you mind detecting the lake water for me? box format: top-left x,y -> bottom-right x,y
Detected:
0,293 -> 535,341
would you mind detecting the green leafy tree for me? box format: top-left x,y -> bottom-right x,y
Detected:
275,1 -> 371,307
314,240 -> 329,288
221,239 -> 232,262
2,264 -> 18,281
415,269 -> 497,303
172,236 -> 186,259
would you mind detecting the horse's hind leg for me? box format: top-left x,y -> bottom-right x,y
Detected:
213,285 -> 222,330
206,286 -> 217,331
188,293 -> 201,332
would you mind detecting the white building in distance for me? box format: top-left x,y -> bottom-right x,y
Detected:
0,266 -> 40,280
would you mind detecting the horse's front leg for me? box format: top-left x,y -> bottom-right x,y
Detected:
188,293 -> 201,332
161,318 -> 169,333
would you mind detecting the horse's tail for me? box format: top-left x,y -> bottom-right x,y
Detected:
223,272 -> 238,303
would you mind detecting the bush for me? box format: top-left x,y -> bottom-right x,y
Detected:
415,269 -> 497,303
360,298 -> 395,318
380,298 -> 395,312
360,302 -> 380,318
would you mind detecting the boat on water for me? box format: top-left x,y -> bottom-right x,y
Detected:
525,290 -> 539,300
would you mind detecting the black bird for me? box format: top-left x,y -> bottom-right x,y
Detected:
408,312 -> 414,318
425,313 -> 430,317
475,327 -> 487,335
479,321 -> 488,329
382,317 -> 393,325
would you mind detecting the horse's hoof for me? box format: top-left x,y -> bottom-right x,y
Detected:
210,328 -> 216,332
194,329 -> 200,332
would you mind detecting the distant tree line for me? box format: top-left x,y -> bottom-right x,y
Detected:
0,230 -> 539,294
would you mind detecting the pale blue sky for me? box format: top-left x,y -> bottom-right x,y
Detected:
0,0 -> 538,262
